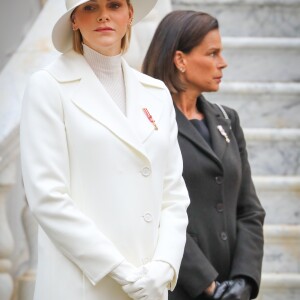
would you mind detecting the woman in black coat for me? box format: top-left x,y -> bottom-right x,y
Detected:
143,10 -> 265,300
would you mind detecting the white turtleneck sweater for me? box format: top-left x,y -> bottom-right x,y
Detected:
83,44 -> 126,115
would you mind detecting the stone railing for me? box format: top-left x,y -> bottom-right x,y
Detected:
0,126 -> 19,300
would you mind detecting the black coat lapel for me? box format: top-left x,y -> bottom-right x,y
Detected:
201,97 -> 232,161
175,103 -> 222,168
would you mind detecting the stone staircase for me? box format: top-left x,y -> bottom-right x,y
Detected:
172,0 -> 300,299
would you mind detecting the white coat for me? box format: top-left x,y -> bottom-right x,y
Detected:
20,50 -> 189,300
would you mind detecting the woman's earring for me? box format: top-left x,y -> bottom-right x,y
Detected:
129,17 -> 134,26
179,67 -> 186,73
71,18 -> 77,31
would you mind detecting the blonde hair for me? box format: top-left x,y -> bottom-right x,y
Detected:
71,0 -> 132,54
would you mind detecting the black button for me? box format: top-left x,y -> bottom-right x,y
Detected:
216,203 -> 224,213
220,232 -> 228,241
215,176 -> 223,184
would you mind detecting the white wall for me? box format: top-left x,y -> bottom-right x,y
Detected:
0,0 -> 42,71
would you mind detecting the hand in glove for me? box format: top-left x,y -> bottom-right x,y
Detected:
122,260 -> 174,300
220,278 -> 252,300
109,260 -> 143,286
204,280 -> 233,299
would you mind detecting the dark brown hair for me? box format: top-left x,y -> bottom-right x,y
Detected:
142,10 -> 219,94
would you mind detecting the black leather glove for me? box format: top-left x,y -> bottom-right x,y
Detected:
204,281 -> 233,299
220,277 -> 252,300
211,280 -> 234,299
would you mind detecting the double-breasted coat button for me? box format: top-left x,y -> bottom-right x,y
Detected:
215,176 -> 223,184
141,167 -> 151,177
220,232 -> 228,241
216,203 -> 224,213
143,213 -> 153,222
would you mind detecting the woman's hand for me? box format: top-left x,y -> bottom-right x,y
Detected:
204,281 -> 217,296
204,280 -> 233,299
219,278 -> 252,300
109,260 -> 143,286
122,261 -> 174,300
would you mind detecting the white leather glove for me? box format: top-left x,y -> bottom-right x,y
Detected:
110,260 -> 143,286
122,261 -> 174,300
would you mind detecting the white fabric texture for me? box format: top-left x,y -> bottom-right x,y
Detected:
110,260 -> 143,286
122,261 -> 174,300
83,44 -> 126,114
20,50 -> 189,300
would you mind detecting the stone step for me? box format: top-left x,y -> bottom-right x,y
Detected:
253,176 -> 300,225
262,225 -> 300,273
257,273 -> 300,300
244,128 -> 300,176
205,82 -> 300,128
172,0 -> 300,37
221,37 -> 300,82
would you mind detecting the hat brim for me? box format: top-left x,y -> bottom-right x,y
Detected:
52,0 -> 158,53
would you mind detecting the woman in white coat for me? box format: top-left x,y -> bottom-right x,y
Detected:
20,1 -> 189,299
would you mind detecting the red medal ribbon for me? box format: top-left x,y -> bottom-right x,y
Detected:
143,108 -> 158,130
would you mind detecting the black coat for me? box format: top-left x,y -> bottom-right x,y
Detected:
169,97 -> 265,300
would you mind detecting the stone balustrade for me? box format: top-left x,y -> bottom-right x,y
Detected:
0,128 -> 19,300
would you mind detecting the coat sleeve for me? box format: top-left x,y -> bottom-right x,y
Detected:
176,233 -> 218,297
20,71 -> 125,285
152,88 -> 190,290
228,109 -> 266,298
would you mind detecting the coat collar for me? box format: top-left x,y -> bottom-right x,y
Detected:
201,97 -> 232,160
175,96 -> 232,168
45,50 -> 165,161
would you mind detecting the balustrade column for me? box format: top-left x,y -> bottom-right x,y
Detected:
17,201 -> 38,300
0,185 -> 14,300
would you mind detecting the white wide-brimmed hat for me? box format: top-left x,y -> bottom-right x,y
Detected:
52,0 -> 158,53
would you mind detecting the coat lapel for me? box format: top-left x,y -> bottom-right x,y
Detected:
47,51 -> 164,161
122,59 -> 163,143
48,51 -> 162,162
201,97 -> 232,161
175,96 -> 232,169
175,104 -> 221,167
